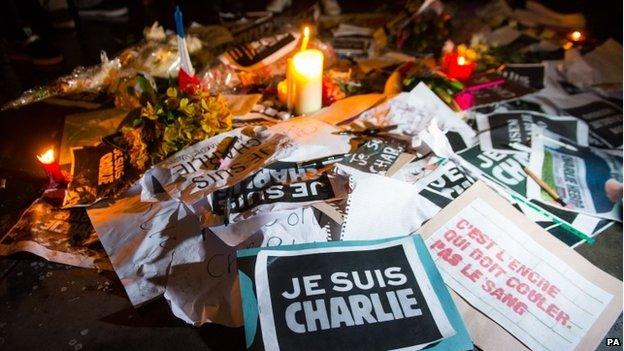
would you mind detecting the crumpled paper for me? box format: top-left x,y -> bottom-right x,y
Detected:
563,39 -> 623,97
88,183 -> 338,326
355,83 -> 476,148
88,116 -> 353,326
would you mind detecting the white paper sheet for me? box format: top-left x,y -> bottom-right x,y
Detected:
88,183 -> 201,306
563,39 -> 623,92
266,117 -> 350,162
338,165 -> 438,241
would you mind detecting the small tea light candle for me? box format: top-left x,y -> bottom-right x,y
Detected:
37,148 -> 66,185
567,30 -> 586,44
444,53 -> 475,82
292,49 -> 324,115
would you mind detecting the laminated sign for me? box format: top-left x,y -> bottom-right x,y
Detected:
237,236 -> 473,351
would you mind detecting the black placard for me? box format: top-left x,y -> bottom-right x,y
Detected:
564,100 -> 623,147
264,246 -> 442,351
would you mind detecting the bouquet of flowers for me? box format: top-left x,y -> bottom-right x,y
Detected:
121,83 -> 232,170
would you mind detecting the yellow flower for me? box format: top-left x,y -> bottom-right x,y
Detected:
166,87 -> 178,98
141,102 -> 158,120
200,99 -> 209,111
457,44 -> 467,55
465,48 -> 478,61
179,98 -> 195,116
457,44 -> 479,61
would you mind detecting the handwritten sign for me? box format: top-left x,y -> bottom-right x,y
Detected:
420,182 -> 621,351
340,139 -> 404,175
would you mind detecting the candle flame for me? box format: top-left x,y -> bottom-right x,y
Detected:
570,31 -> 582,41
300,26 -> 311,51
37,148 -> 55,164
457,55 -> 466,66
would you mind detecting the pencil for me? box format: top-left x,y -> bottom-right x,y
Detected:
523,166 -> 567,207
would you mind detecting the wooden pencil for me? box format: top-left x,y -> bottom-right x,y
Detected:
523,166 -> 567,207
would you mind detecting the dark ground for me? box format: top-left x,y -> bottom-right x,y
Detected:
0,1 -> 622,350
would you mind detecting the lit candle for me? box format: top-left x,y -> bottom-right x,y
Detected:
292,49 -> 324,115
277,80 -> 288,105
444,52 -> 475,82
300,26 -> 310,51
567,30 -> 585,44
37,148 -> 66,185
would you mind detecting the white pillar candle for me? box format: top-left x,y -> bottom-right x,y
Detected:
292,49 -> 323,115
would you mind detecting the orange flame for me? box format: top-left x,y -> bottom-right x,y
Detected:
300,26 -> 311,51
37,148 -> 55,164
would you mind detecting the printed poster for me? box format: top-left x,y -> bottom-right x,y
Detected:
237,236 -> 473,351
458,145 -> 611,245
527,135 -> 622,221
413,160 -> 476,211
0,198 -> 111,270
559,95 -> 623,148
419,181 -> 622,351
339,138 -> 414,176
476,91 -> 622,149
63,143 -> 130,207
476,111 -> 589,153
501,63 -> 545,90
210,155 -> 347,223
